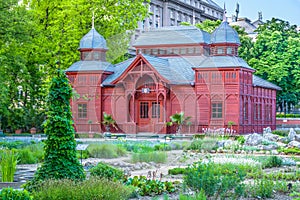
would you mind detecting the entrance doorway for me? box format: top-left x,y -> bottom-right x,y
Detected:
138,101 -> 161,132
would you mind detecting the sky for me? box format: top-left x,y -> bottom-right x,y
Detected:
213,0 -> 300,26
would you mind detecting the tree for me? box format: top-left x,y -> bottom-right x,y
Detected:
26,0 -> 149,72
0,0 -> 149,132
249,18 -> 300,112
25,70 -> 85,191
195,19 -> 221,33
166,112 -> 191,134
0,0 -> 45,132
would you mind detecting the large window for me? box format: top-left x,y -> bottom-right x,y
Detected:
140,102 -> 149,118
151,102 -> 160,118
78,104 -> 87,119
244,101 -> 248,120
212,103 -> 222,118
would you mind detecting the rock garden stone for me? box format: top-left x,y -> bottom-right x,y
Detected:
288,128 -> 297,141
260,144 -> 277,151
263,133 -> 279,142
271,150 -> 279,155
288,141 -> 300,148
295,134 -> 300,142
245,133 -> 264,146
263,127 -> 272,134
278,137 -> 289,143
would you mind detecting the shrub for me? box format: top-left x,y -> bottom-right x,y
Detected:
89,162 -> 124,181
0,187 -> 32,200
179,189 -> 207,200
154,143 -> 171,151
168,167 -> 187,175
187,139 -> 218,152
76,149 -> 89,159
248,177 -> 274,198
18,143 -> 44,164
131,151 -> 167,163
24,71 -> 85,192
32,177 -> 133,200
263,156 -> 283,168
272,130 -> 288,137
0,140 -> 27,149
87,143 -> 127,158
187,140 -> 203,150
184,161 -> 246,199
280,147 -> 300,155
199,138 -> 218,152
0,149 -> 18,182
125,176 -> 176,196
236,136 -> 245,145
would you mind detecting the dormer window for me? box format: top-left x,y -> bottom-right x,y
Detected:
227,47 -> 233,54
83,52 -> 92,60
94,52 -> 100,60
217,47 -> 224,54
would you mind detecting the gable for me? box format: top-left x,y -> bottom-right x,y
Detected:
102,54 -> 196,86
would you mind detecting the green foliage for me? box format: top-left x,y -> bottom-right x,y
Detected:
0,141 -> 27,149
32,177 -> 133,200
0,149 -> 18,182
154,143 -> 171,151
187,138 -> 218,152
248,176 -> 274,198
193,134 -> 205,140
249,18 -> 300,109
184,162 -> 246,198
17,142 -> 44,164
168,167 -> 187,175
279,147 -> 300,155
179,190 -> 207,200
102,112 -> 117,131
0,187 -> 32,200
272,130 -> 289,137
131,151 -> 167,163
119,142 -> 155,153
166,112 -> 191,134
262,156 -> 283,168
187,140 -> 203,150
236,136 -> 246,145
0,0 -> 46,132
0,0 -> 149,133
89,162 -> 124,181
87,143 -> 127,158
125,176 -> 176,196
25,71 -> 85,191
277,113 -> 300,118
195,20 -> 221,33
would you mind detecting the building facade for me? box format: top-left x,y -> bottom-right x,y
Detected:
66,20 -> 280,135
142,0 -> 223,29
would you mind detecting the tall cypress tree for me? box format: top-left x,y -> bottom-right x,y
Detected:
26,70 -> 85,191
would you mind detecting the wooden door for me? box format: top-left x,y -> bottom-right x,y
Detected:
138,101 -> 161,132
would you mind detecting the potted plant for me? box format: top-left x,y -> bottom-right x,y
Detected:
102,112 -> 117,134
166,111 -> 191,135
30,125 -> 37,134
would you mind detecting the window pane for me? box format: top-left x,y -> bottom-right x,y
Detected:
152,102 -> 160,118
140,102 -> 149,118
211,103 -> 222,118
78,104 -> 87,119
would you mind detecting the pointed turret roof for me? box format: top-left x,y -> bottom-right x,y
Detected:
211,21 -> 240,44
79,28 -> 107,49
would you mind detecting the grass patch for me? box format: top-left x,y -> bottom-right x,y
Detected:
32,177 -> 134,200
87,143 -> 127,158
131,151 -> 167,163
